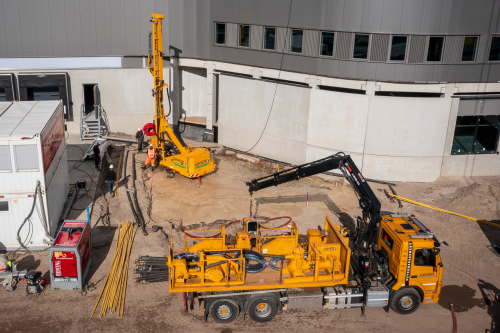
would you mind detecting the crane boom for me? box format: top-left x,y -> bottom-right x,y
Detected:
246,153 -> 381,216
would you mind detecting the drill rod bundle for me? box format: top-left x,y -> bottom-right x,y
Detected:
91,221 -> 138,317
135,256 -> 169,283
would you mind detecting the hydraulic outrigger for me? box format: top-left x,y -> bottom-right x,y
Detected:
147,13 -> 216,179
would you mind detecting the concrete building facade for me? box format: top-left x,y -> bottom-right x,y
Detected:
1,0 -> 500,181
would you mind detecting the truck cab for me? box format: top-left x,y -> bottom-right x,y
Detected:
377,213 -> 443,314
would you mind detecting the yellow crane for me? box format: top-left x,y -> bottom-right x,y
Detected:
147,13 -> 216,179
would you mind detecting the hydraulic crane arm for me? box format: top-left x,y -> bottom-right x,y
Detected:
246,153 -> 381,216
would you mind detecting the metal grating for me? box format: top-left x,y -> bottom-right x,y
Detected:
226,23 -> 238,47
304,30 -> 320,57
408,35 -> 427,63
476,35 -> 488,63
370,34 -> 390,62
250,25 -> 263,50
335,32 -> 353,60
276,28 -> 289,53
443,36 -> 464,64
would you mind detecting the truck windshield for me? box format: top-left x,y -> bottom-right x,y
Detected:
414,249 -> 436,266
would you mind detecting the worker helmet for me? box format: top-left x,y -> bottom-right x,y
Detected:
138,127 -> 141,131
149,144 -> 153,147
109,165 -> 114,169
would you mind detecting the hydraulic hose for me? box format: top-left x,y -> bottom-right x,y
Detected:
123,150 -> 141,227
132,153 -> 148,236
179,216 -> 292,239
235,250 -> 267,273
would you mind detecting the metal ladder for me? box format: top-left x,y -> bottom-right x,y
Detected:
80,104 -> 110,140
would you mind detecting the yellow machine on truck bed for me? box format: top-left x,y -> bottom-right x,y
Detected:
166,153 -> 444,323
147,14 -> 216,179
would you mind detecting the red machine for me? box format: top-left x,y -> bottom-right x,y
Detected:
49,220 -> 92,290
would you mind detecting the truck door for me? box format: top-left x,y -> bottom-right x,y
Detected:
411,247 -> 440,303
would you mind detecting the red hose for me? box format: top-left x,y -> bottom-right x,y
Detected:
180,216 -> 292,239
450,304 -> 457,333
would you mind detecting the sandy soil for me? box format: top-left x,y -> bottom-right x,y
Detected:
0,144 -> 499,333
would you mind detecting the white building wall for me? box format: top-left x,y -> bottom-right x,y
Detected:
181,67 -> 207,118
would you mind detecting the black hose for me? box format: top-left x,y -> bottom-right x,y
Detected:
16,182 -> 40,250
269,257 -> 282,271
124,150 -> 141,227
174,252 -> 200,262
132,153 -> 148,236
235,250 -> 267,273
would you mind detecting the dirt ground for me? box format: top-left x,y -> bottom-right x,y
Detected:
1,140 -> 499,333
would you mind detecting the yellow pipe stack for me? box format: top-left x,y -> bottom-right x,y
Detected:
91,221 -> 138,317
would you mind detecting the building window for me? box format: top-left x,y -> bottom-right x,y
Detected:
427,36 -> 445,62
452,115 -> 500,154
320,32 -> 335,56
353,34 -> 369,59
239,25 -> 250,47
0,145 -> 11,171
264,27 -> 276,50
390,35 -> 408,61
380,229 -> 394,250
462,36 -> 478,61
14,145 -> 39,171
489,36 -> 500,61
215,23 -> 225,45
0,200 -> 9,213
290,29 -> 303,53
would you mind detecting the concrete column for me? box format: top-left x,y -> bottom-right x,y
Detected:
169,57 -> 181,126
206,62 -> 214,129
306,74 -> 319,89
364,81 -> 377,96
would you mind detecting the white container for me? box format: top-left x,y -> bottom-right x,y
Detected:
0,100 -> 69,250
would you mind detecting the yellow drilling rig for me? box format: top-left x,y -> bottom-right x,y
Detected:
147,13 -> 216,179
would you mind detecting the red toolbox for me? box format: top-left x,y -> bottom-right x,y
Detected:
49,220 -> 92,290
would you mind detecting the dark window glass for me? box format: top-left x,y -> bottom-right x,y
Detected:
291,29 -> 303,53
452,115 -> 500,154
489,36 -> 500,61
414,249 -> 436,266
320,32 -> 335,56
0,201 -> 8,212
353,34 -> 369,59
264,27 -> 275,50
380,229 -> 394,250
462,37 -> 478,61
215,23 -> 225,45
475,115 -> 500,153
390,36 -> 407,61
0,88 -> 5,102
427,36 -> 444,62
239,25 -> 250,47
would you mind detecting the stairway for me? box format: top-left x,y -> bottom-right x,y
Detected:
80,105 -> 110,140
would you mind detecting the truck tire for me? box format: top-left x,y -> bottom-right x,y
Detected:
391,288 -> 421,315
210,299 -> 239,323
247,297 -> 278,323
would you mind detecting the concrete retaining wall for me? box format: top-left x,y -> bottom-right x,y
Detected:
218,73 -> 493,182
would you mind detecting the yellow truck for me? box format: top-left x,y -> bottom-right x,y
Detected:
166,154 -> 444,323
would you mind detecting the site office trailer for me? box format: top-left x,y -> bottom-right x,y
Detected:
0,100 -> 69,250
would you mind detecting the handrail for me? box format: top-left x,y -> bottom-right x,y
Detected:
80,104 -> 84,140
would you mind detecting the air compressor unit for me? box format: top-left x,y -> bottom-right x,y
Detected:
50,220 -> 92,290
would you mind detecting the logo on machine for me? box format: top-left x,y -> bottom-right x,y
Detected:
55,260 -> 62,276
405,242 -> 413,286
172,157 -> 186,169
195,160 -> 209,169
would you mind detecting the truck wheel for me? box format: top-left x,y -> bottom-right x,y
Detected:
248,297 -> 278,323
210,300 -> 239,323
391,289 -> 421,315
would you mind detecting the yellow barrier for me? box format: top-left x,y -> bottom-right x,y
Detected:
386,193 -> 500,229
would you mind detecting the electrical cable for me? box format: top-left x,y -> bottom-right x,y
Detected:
245,0 -> 294,152
16,183 -> 40,251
